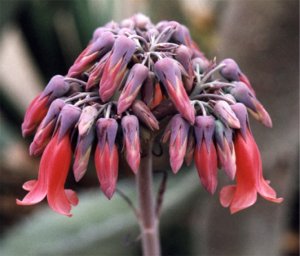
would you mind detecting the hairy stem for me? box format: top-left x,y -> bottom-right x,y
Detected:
136,137 -> 161,256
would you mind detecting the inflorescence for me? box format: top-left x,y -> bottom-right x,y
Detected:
18,14 -> 282,216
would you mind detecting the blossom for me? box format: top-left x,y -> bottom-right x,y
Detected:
220,104 -> 283,213
18,14 -> 282,216
95,118 -> 119,199
194,116 -> 218,194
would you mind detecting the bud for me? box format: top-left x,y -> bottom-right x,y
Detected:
194,116 -> 218,194
99,36 -> 136,102
121,115 -> 141,173
154,58 -> 195,124
78,105 -> 99,136
132,100 -> 159,131
41,75 -> 70,102
117,64 -> 149,114
214,100 -> 240,129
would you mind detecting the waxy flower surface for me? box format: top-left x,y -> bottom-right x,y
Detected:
18,14 -> 282,216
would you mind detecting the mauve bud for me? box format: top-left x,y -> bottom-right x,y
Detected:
192,57 -> 210,73
99,35 -> 137,102
121,115 -> 141,173
154,58 -> 195,124
132,100 -> 159,131
96,118 -> 118,152
58,104 -> 81,141
230,82 -> 272,127
117,63 -> 149,114
214,100 -> 240,129
78,105 -> 99,137
86,31 -> 115,56
41,75 -> 70,102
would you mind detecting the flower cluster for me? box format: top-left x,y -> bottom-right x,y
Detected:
17,14 -> 282,216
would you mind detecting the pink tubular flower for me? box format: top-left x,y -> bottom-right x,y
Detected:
194,116 -> 218,194
154,57 -> 195,124
99,35 -> 136,102
17,104 -> 81,216
162,114 -> 189,173
95,118 -> 119,199
220,104 -> 283,213
121,115 -> 141,173
117,63 -> 149,114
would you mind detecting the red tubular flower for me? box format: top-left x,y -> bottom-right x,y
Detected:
18,104 -> 81,216
230,82 -> 272,127
162,114 -> 189,173
220,103 -> 283,213
17,131 -> 78,216
154,57 -> 195,124
121,115 -> 141,173
117,64 -> 149,114
95,118 -> 119,199
99,36 -> 136,102
194,116 -> 218,194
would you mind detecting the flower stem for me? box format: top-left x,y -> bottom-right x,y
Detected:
136,137 -> 161,256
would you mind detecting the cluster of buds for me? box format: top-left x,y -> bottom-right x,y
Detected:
18,14 -> 282,216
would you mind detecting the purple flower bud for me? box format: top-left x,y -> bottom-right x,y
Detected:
132,13 -> 151,29
132,100 -> 159,131
87,31 -> 115,56
117,64 -> 149,114
214,100 -> 240,129
175,45 -> 195,92
219,58 -> 255,95
121,115 -> 141,173
99,36 -> 137,102
171,22 -> 193,46
78,105 -> 99,137
230,82 -> 272,127
41,75 -> 70,102
194,115 -> 215,150
168,114 -> 190,173
40,99 -> 65,128
214,120 -> 236,180
231,103 -> 249,139
154,58 -> 195,124
96,118 -> 118,152
57,104 -> 81,141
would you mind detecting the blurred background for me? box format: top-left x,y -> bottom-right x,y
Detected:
0,0 -> 298,255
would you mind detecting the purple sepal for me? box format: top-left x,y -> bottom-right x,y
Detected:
78,105 -> 99,137
41,75 -> 70,102
96,118 -> 118,153
230,103 -> 249,140
194,115 -> 215,150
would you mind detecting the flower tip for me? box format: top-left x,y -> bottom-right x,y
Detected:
102,185 -> 115,199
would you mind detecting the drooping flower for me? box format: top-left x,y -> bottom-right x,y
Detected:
194,116 -> 218,194
99,35 -> 136,102
162,114 -> 190,173
121,115 -> 141,173
220,104 -> 283,213
95,118 -> 119,199
17,104 -> 81,216
154,57 -> 195,124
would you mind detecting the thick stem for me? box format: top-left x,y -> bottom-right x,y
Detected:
136,138 -> 161,256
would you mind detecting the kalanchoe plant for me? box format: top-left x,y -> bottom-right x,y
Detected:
18,13 -> 283,256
